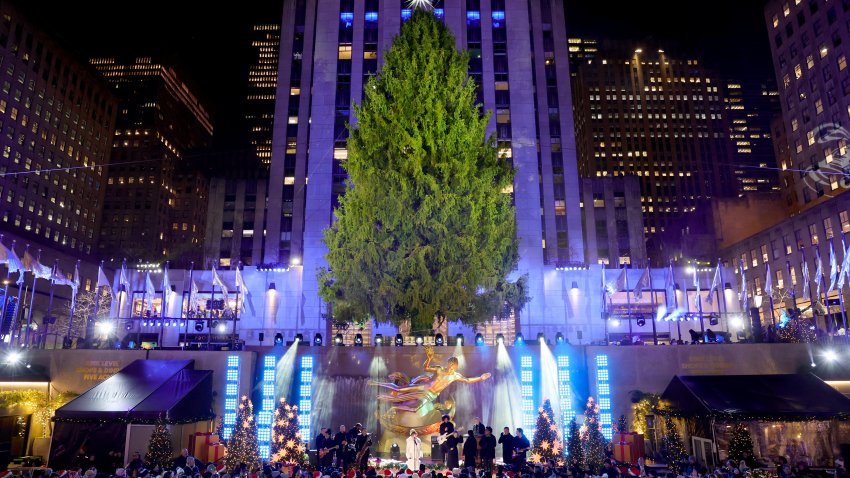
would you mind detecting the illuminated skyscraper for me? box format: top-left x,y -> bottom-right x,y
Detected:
260,0 -> 584,335
246,23 -> 280,165
91,57 -> 213,266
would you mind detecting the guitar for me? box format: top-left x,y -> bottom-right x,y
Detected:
512,446 -> 530,459
318,445 -> 338,459
437,432 -> 452,445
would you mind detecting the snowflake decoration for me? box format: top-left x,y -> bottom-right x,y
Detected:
286,439 -> 296,449
550,424 -> 558,432
530,452 -> 542,464
407,0 -> 434,10
540,441 -> 550,450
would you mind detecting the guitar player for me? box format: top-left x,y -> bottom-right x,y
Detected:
438,414 -> 455,464
316,428 -> 336,469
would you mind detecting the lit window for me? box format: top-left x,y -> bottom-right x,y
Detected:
839,55 -> 848,71
794,64 -> 802,79
783,3 -> 790,16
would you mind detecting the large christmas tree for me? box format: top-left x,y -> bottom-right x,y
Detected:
145,419 -> 173,470
566,418 -> 585,471
223,395 -> 260,471
532,399 -> 563,463
727,423 -> 754,464
318,7 -> 521,330
580,397 -> 607,473
661,414 -> 686,475
271,397 -> 307,465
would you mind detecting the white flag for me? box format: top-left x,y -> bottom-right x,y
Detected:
613,268 -> 626,293
70,262 -> 80,308
838,241 -> 850,290
764,263 -> 773,297
23,252 -> 52,280
829,241 -> 839,292
52,266 -> 75,288
705,264 -> 721,305
633,267 -> 650,300
802,259 -> 811,300
739,259 -> 749,310
191,279 -> 200,297
144,273 -> 156,311
0,242 -> 23,277
161,264 -> 171,294
97,266 -> 112,290
235,265 -> 249,298
815,248 -> 824,298
211,268 -> 229,298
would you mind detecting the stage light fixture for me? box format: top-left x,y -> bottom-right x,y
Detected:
195,321 -> 204,332
824,349 -> 839,362
709,314 -> 719,326
515,333 -> 524,345
314,333 -> 323,346
294,333 -> 303,343
395,334 -> 404,346
274,333 -> 284,345
375,334 -> 383,345
335,333 -> 344,346
496,334 -> 504,345
355,334 -> 363,346
475,333 -> 484,346
435,333 -> 444,346
537,332 -> 546,344
125,321 -> 133,331
210,320 -> 219,331
455,334 -> 464,345
415,336 -> 424,346
5,351 -> 21,365
556,332 -> 565,343
636,317 -> 646,327
217,323 -> 226,333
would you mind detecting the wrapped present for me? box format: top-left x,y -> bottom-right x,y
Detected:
208,443 -> 226,463
613,442 -> 635,464
613,432 -> 645,459
190,433 -> 220,462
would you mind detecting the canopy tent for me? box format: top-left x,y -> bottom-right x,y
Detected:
49,360 -> 214,469
53,359 -> 213,424
661,373 -> 850,420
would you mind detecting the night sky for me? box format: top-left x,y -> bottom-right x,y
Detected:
22,0 -> 774,149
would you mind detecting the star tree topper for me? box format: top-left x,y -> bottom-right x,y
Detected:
407,0 -> 434,10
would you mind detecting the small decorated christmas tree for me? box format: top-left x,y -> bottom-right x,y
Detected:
145,418 -> 173,470
727,423 -> 754,464
661,414 -> 686,475
223,395 -> 260,471
580,397 -> 607,473
567,418 -> 585,471
271,397 -> 307,465
531,399 -> 563,463
616,414 -> 628,434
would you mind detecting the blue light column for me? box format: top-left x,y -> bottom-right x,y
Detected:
557,355 -> 574,442
222,355 -> 241,441
595,354 -> 612,440
257,354 -> 276,459
520,355 -> 535,436
298,355 -> 314,442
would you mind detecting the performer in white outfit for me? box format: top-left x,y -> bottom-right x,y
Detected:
406,429 -> 423,471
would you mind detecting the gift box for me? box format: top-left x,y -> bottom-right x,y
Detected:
613,442 -> 635,463
613,432 -> 645,459
207,443 -> 226,463
189,433 -> 220,462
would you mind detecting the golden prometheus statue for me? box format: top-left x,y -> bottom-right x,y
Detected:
370,345 -> 492,435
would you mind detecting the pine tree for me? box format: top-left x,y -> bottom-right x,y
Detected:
727,423 -> 754,464
567,418 -> 585,471
223,395 -> 260,471
580,397 -> 607,474
318,8 -> 520,330
532,399 -> 563,463
145,418 -> 173,470
616,415 -> 628,434
661,414 -> 686,475
271,397 -> 307,465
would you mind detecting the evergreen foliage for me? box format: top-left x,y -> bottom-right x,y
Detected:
566,418 -> 585,471
727,423 -> 754,464
145,419 -> 173,470
580,397 -> 607,473
532,399 -> 563,462
270,397 -> 307,465
319,9 -> 522,330
661,414 -> 687,475
223,395 -> 260,471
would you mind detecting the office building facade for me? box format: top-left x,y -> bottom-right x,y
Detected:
572,48 -> 736,235
580,176 -> 646,266
91,57 -> 213,267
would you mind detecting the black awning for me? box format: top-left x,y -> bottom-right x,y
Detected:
54,359 -> 214,424
660,373 -> 850,420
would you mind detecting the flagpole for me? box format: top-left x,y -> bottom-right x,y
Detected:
670,261 -> 681,342
786,259 -> 797,310
66,260 -> 80,342
23,249 -> 42,348
157,272 -> 165,348
695,262 -> 705,335
625,262 -> 633,339
161,262 -> 170,348
647,260 -> 658,345
838,234 -> 849,338
0,238 -> 14,332
717,259 -> 729,335
817,244 -> 831,336
9,244 -> 29,348
233,262 -> 241,348
42,260 -> 59,349
88,260 -> 104,346
208,267 -> 216,351
602,266 -> 609,345
183,262 -> 194,349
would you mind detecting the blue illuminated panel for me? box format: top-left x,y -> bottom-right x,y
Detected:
556,355 -> 574,446
222,355 -> 240,441
520,354 -> 535,435
401,9 -> 412,21
596,354 -> 612,440
257,354 -> 276,459
299,356 -> 314,441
